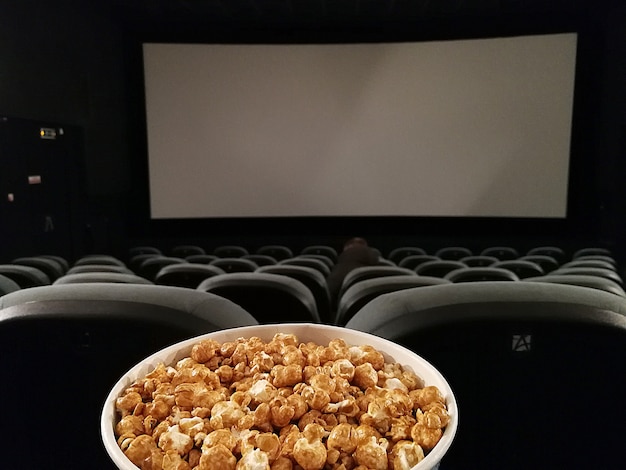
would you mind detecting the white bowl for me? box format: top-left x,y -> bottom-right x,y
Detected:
101,323 -> 458,470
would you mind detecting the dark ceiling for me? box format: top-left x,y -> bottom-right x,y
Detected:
110,0 -> 617,40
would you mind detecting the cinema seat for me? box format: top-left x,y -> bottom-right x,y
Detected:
241,254 -> 278,267
0,264 -> 50,288
279,257 -> 331,277
492,260 -> 544,279
256,245 -> 293,261
197,272 -> 320,324
435,246 -> 473,260
480,246 -> 519,260
572,247 -> 612,259
138,256 -> 186,281
0,274 -> 20,295
213,245 -> 249,258
335,275 -> 450,326
560,259 -> 616,271
74,255 -> 126,267
387,246 -> 428,265
459,255 -> 499,267
128,246 -> 162,258
171,244 -> 206,257
518,254 -> 560,274
129,253 -> 163,273
67,264 -> 134,275
345,281 -> 626,469
300,245 -> 338,263
414,260 -> 467,277
11,256 -> 65,282
257,264 -> 332,323
551,266 -> 623,286
525,274 -> 626,296
209,257 -> 258,273
444,266 -> 520,283
0,283 -> 257,469
154,263 -> 226,289
37,255 -> 70,273
54,272 -> 153,285
298,254 -> 335,269
526,246 -> 566,264
338,265 -> 416,298
398,254 -> 440,270
185,254 -> 219,264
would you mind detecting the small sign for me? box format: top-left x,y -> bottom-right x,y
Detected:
512,334 -> 532,352
7,193 -> 14,202
28,175 -> 42,184
40,127 -> 57,140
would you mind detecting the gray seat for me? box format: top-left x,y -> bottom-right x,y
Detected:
128,246 -> 162,258
346,281 -> 626,469
138,256 -> 185,281
551,267 -> 623,286
185,254 -> 219,264
213,245 -> 249,258
0,264 -> 50,288
67,264 -> 134,275
479,246 -> 519,260
572,247 -> 612,259
209,257 -> 258,273
279,256 -> 331,277
444,266 -> 520,283
0,283 -> 258,468
300,245 -> 338,263
525,274 -> 626,296
339,265 -> 416,298
242,254 -> 277,266
335,275 -> 451,326
11,256 -> 65,282
518,255 -> 560,274
154,263 -> 226,289
560,259 -> 616,271
171,245 -> 206,257
36,255 -> 70,273
491,260 -> 544,279
398,254 -> 440,270
459,255 -> 499,267
435,246 -> 473,260
526,246 -> 566,265
198,272 -> 320,324
387,246 -> 428,265
0,274 -> 20,295
74,255 -> 126,267
54,272 -> 154,285
414,260 -> 467,277
255,245 -> 293,261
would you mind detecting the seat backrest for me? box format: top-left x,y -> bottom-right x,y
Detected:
241,254 -> 277,267
479,246 -> 519,260
551,266 -> 623,285
11,256 -> 65,281
572,247 -> 612,259
524,274 -> 626,296
560,259 -> 616,271
459,255 -> 499,267
0,273 -> 20,295
387,246 -> 428,265
444,266 -> 520,283
255,245 -> 293,261
335,275 -> 451,326
209,257 -> 258,273
346,282 -> 626,469
128,246 -> 162,258
74,255 -> 126,267
37,254 -> 70,273
434,246 -> 473,260
256,264 -> 332,323
0,264 -> 51,288
171,244 -> 206,257
414,260 -> 467,277
129,253 -> 163,273
138,256 -> 186,281
300,245 -> 338,263
197,272 -> 320,323
339,265 -> 416,298
53,272 -> 154,285
526,246 -> 566,264
154,263 -> 226,289
0,283 -> 258,468
398,254 -> 440,270
212,245 -> 249,258
279,257 -> 331,277
298,254 -> 334,269
518,254 -> 560,273
185,254 -> 219,264
67,264 -> 134,275
492,260 -> 544,279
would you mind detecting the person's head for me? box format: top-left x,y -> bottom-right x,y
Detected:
343,237 -> 369,251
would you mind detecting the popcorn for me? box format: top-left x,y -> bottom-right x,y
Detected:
115,333 -> 448,470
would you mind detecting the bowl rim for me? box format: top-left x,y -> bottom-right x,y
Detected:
101,322 -> 458,470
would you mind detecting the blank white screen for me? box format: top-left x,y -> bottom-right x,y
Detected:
143,33 -> 577,219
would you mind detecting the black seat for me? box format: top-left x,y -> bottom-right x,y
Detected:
444,266 -> 520,282
560,259 -> 616,271
345,282 -> 626,469
185,254 -> 219,264
492,260 -> 544,279
37,255 -> 70,274
415,260 -> 467,277
298,253 -> 334,269
53,272 -> 154,285
572,254 -> 617,266
154,263 -> 226,289
335,275 -> 450,326
0,283 -> 258,469
129,253 -> 163,273
241,254 -> 277,267
387,246 -> 428,265
255,245 -> 293,261
525,274 -> 626,297
257,264 -> 332,323
300,245 -> 338,263
197,272 -> 320,323
572,247 -> 612,259
435,246 -> 473,260
213,245 -> 249,258
74,255 -> 126,268
0,264 -> 51,288
209,257 -> 258,273
67,264 -> 134,275
551,266 -> 623,286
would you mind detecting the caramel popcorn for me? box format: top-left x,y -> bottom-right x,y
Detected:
114,333 -> 449,470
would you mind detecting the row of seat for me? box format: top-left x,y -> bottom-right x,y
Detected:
1,280 -> 625,468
